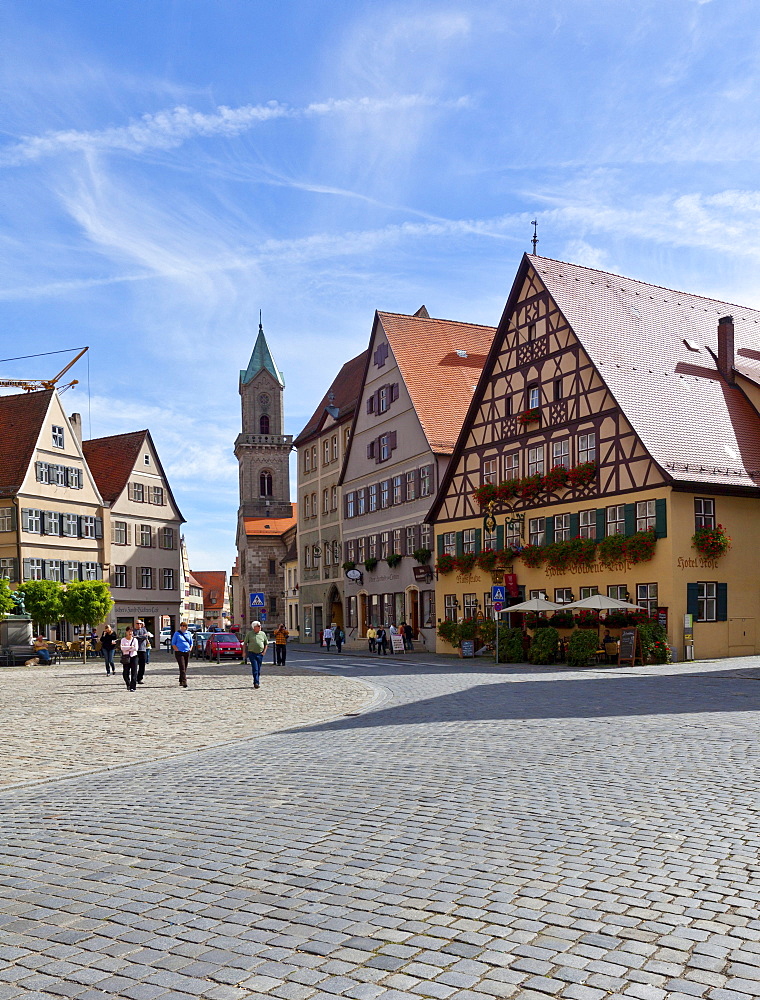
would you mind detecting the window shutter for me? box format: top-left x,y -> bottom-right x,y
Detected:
126,566 -> 132,588
22,558 -> 31,581
35,461 -> 47,483
43,560 -> 52,580
474,528 -> 482,554
686,583 -> 699,618
77,516 -> 84,538
95,517 -> 103,540
76,469 -> 83,489
716,583 -> 728,621
9,506 -> 17,531
496,524 -> 504,550
544,518 -> 555,545
367,395 -> 374,414
21,509 -> 29,532
390,431 -> 397,450
596,509 -> 607,539
414,524 -> 421,550
414,469 -> 421,498
391,382 -> 399,401
655,498 -> 667,538
456,532 -> 464,557
437,533 -> 445,556
9,558 -> 18,583
126,522 -> 132,545
127,482 -> 134,501
375,438 -> 382,464
367,441 -> 375,459
569,513 -> 580,537
136,570 -> 142,590
624,503 -> 636,536
111,522 -> 116,544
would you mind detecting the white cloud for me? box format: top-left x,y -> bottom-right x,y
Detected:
0,94 -> 469,166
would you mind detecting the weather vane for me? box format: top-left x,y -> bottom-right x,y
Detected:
531,219 -> 539,255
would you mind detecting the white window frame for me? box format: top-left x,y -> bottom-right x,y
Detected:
482,459 -> 498,484
504,453 -> 519,480
607,505 -> 625,536
462,528 -> 476,554
405,471 -> 416,501
578,432 -> 596,464
695,497 -> 715,529
528,446 -> 544,477
579,509 -> 596,540
529,517 -> 545,547
554,513 -> 570,542
637,582 -> 658,617
444,595 -> 458,622
697,582 -> 717,622
442,532 -> 456,557
551,439 -> 570,469
636,500 -> 656,532
52,425 -> 64,448
463,593 -> 478,619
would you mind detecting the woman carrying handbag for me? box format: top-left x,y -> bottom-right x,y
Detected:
120,627 -> 139,692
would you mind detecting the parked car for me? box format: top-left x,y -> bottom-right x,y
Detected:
160,627 -> 172,648
192,631 -> 211,658
205,632 -> 244,660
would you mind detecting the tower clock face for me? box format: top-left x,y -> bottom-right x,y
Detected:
259,393 -> 271,409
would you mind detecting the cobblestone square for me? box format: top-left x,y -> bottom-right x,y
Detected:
1,649 -> 759,999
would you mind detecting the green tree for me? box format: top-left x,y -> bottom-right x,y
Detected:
60,581 -> 114,661
17,580 -> 64,629
0,579 -> 15,617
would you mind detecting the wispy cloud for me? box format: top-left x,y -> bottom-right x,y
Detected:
0,94 -> 470,166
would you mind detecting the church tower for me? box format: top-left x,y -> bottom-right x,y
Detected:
234,317 -> 293,519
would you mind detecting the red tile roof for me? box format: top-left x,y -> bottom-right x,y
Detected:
82,431 -> 147,503
243,515 -> 298,537
294,350 -> 369,446
529,255 -> 760,487
377,312 -> 496,454
192,570 -> 227,609
0,389 -> 54,497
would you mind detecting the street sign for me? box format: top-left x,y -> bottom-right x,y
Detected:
491,585 -> 506,603
259,610 -> 267,622
249,592 -> 265,608
493,601 -> 503,614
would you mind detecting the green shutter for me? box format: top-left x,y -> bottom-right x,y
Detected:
624,503 -> 636,536
655,497 -> 667,538
569,512 -> 579,538
686,583 -> 699,618
437,533 -> 444,556
474,528 -> 482,554
544,517 -> 554,545
596,509 -> 606,539
717,583 -> 728,621
496,524 -> 504,550
456,532 -> 464,557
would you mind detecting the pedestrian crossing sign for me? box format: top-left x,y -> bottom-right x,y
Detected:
491,585 -> 506,603
249,592 -> 266,608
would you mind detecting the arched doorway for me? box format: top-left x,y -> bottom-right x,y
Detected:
326,585 -> 344,628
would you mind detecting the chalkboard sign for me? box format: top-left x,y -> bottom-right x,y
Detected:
460,640 -> 475,658
618,627 -> 643,667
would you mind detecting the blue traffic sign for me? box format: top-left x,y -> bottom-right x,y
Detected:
259,610 -> 267,621
249,592 -> 266,608
491,585 -> 506,603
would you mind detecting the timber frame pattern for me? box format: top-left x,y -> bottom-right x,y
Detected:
433,257 -> 669,524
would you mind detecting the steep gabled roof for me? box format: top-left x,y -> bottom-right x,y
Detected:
0,389 -> 54,497
192,570 -> 227,609
529,255 -> 760,488
240,320 -> 284,386
294,350 -> 368,446
377,311 -> 496,455
82,431 -> 147,503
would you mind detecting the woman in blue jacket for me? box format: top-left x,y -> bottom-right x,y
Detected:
171,622 -> 193,688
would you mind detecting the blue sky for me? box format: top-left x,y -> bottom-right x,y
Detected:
1,0 -> 759,572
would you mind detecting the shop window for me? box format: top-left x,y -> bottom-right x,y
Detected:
444,595 -> 458,622
554,588 -> 573,604
463,594 -> 478,619
637,583 -> 658,617
580,586 -> 598,599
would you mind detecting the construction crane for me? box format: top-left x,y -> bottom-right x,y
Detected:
0,346 -> 89,393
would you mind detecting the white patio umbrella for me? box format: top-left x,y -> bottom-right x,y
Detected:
496,596 -> 564,614
562,594 -> 644,611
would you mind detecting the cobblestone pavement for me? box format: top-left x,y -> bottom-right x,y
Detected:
0,651 -> 372,788
1,650 -> 760,1000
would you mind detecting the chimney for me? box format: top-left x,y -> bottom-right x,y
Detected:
717,315 -> 735,383
69,412 -> 83,444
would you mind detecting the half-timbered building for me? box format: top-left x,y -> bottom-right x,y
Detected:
428,254 -> 760,660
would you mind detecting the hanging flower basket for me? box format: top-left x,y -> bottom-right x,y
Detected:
456,552 -> 478,573
472,483 -> 498,507
386,553 -> 402,568
520,544 -> 546,568
518,474 -> 543,501
624,530 -> 657,564
413,547 -> 431,564
543,465 -> 569,493
476,548 -> 499,572
364,557 -> 378,572
692,524 -> 731,558
566,461 -> 597,488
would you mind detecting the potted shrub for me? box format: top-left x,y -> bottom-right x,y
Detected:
529,626 -> 560,664
567,629 -> 600,667
436,619 -> 460,647
548,610 -> 574,629
692,524 -> 731,558
386,553 -> 402,568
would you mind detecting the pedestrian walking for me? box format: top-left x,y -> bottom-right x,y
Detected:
274,623 -> 288,665
100,624 -> 118,675
134,619 -> 152,685
403,621 -> 413,651
171,622 -> 193,688
376,626 -> 388,655
334,624 -> 344,653
243,620 -> 268,689
366,625 -> 377,654
120,627 -> 139,691
323,624 -> 333,651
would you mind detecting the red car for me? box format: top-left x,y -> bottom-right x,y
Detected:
204,632 -> 244,660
